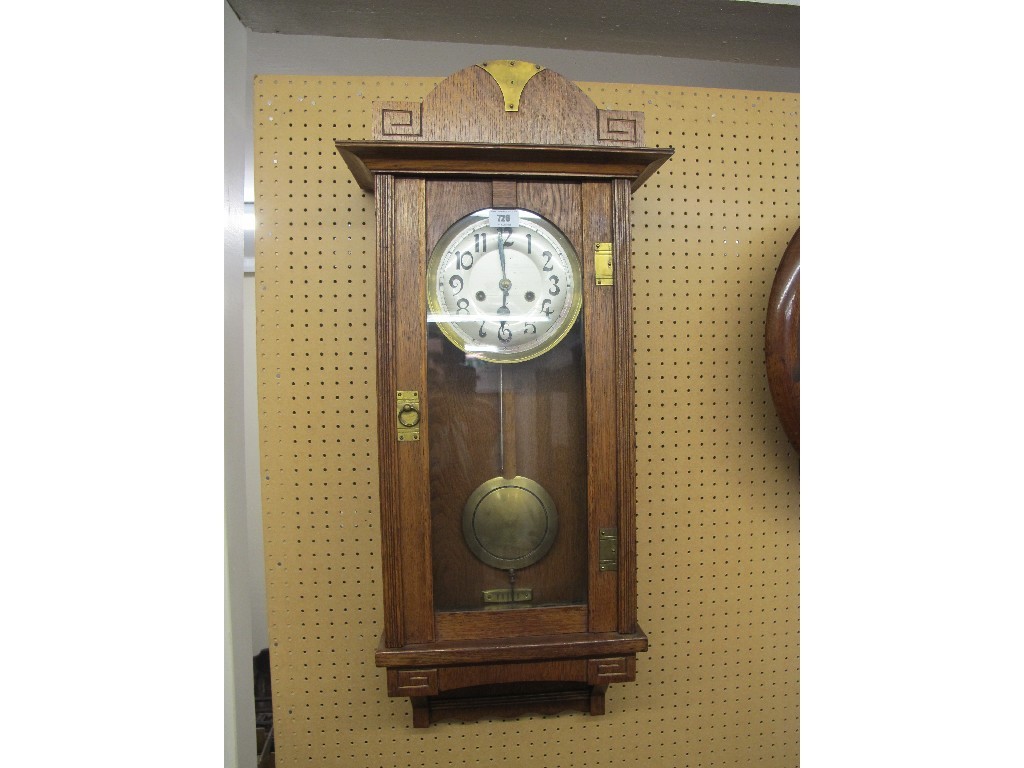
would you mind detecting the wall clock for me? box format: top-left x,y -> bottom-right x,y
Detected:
765,228 -> 800,450
336,60 -> 673,727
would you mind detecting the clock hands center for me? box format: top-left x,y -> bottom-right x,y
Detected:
496,227 -> 512,316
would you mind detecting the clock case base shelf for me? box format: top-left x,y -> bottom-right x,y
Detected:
409,684 -> 605,728
377,627 -> 647,727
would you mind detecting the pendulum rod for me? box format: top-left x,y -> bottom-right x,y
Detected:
499,365 -> 517,480
499,365 -> 505,476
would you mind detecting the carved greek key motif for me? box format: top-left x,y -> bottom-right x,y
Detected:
376,101 -> 422,138
597,110 -> 643,144
587,656 -> 635,683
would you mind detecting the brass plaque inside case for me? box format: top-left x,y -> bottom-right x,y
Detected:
462,475 -> 558,569
482,588 -> 533,603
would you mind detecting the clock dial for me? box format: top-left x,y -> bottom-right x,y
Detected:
427,208 -> 583,363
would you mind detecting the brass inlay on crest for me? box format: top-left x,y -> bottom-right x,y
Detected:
477,60 -> 545,112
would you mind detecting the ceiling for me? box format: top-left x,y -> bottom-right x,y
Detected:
227,0 -> 799,68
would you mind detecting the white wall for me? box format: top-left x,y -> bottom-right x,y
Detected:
225,4 -> 256,768
245,32 -> 800,88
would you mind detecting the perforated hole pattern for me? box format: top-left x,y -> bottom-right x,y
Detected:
254,75 -> 799,767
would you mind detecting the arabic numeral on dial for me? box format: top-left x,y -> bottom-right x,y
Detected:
542,250 -> 553,271
523,321 -> 537,335
541,299 -> 553,318
548,274 -> 560,295
526,233 -> 532,254
478,321 -> 488,338
448,274 -> 464,294
474,233 -> 487,253
456,298 -> 470,315
497,321 -> 512,342
457,251 -> 474,270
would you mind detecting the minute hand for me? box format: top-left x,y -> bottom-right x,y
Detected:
497,227 -> 508,281
497,228 -> 512,315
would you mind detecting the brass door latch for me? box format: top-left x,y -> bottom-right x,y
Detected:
397,391 -> 421,441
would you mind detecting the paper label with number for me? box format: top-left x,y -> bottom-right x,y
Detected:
488,209 -> 520,228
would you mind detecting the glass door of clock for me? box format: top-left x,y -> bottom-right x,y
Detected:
426,323 -> 588,612
424,181 -> 589,617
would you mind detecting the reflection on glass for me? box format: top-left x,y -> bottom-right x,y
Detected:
427,312 -> 588,612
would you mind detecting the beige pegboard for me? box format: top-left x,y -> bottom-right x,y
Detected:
254,73 -> 798,767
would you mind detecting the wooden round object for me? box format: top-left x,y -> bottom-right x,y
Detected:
765,228 -> 800,450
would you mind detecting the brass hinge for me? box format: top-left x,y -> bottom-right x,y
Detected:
599,527 -> 618,572
595,242 -> 613,285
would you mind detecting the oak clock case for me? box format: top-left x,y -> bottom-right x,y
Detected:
335,60 -> 673,727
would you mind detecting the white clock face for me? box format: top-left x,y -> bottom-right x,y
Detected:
427,209 -> 582,363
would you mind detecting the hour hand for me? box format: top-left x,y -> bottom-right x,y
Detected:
496,227 -> 512,314
497,226 -> 508,281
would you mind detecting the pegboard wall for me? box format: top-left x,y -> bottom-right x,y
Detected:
254,73 -> 799,767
